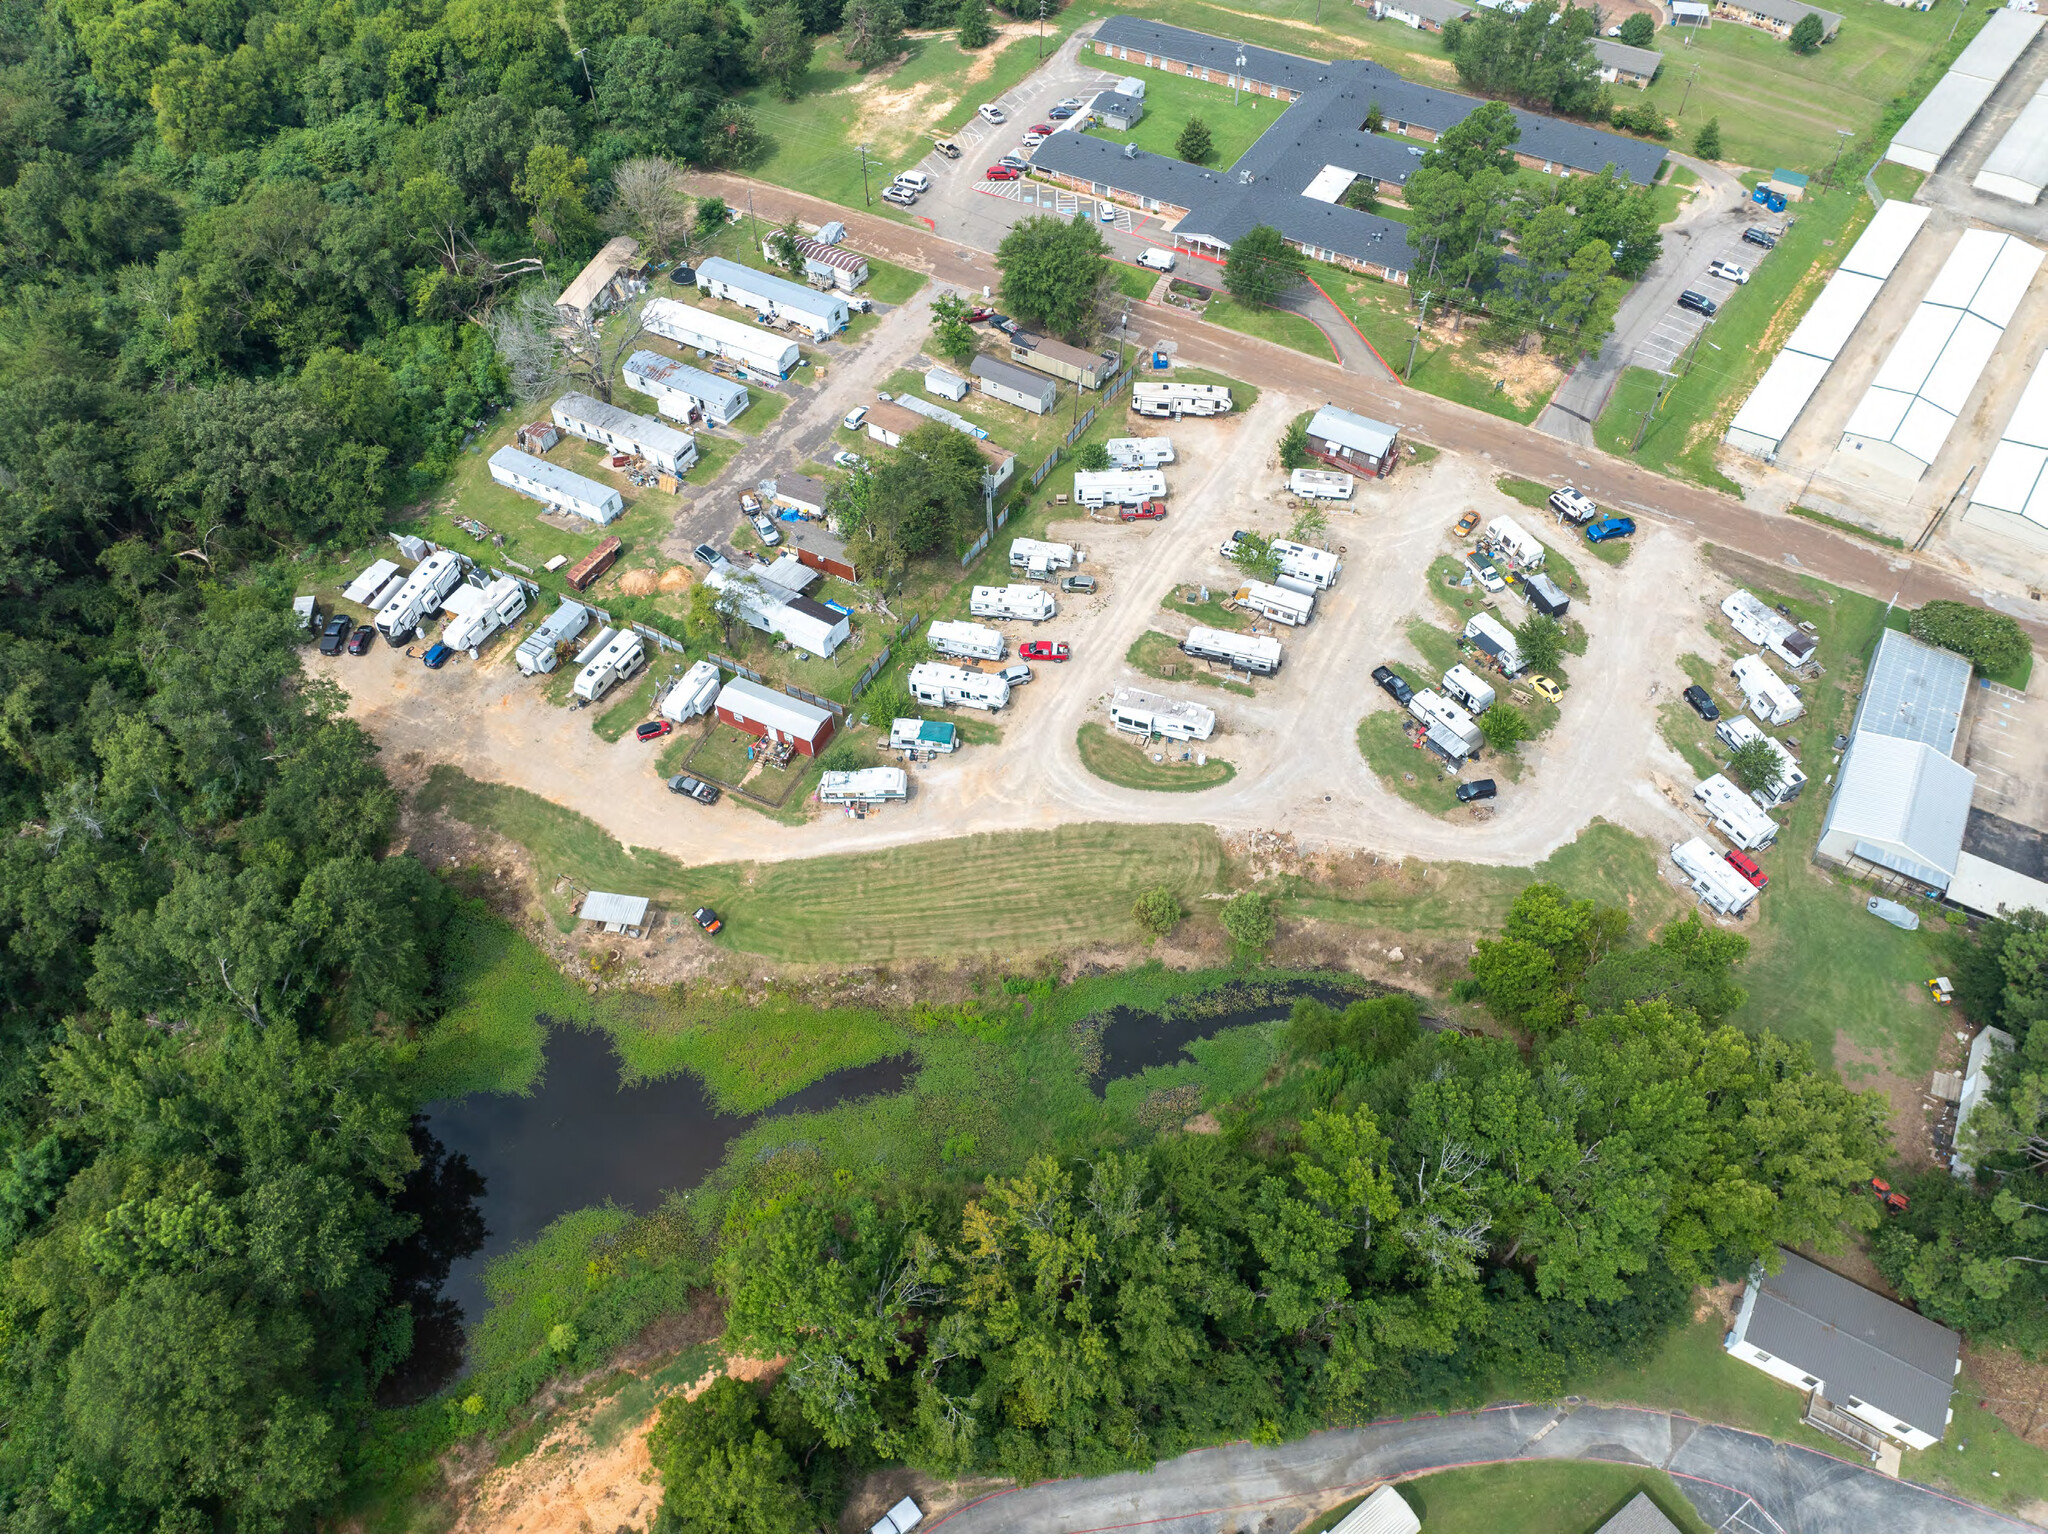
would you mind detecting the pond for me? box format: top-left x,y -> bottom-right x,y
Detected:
1090,979 -> 1366,1092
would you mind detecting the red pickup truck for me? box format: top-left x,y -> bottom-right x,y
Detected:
1118,501 -> 1167,521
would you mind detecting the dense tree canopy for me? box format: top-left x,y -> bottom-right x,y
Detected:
995,214 -> 1111,342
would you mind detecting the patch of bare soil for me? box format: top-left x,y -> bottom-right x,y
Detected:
844,23 -> 1040,146
1834,1028 -> 1944,1173
1791,1233 -> 1902,1302
1693,1279 -> 1744,1326
1964,1344 -> 2048,1451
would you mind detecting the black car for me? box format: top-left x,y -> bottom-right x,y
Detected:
1677,289 -> 1718,317
347,624 -> 375,655
1742,227 -> 1778,250
668,774 -> 721,805
1371,665 -> 1414,707
1456,778 -> 1497,803
1684,684 -> 1721,721
318,613 -> 352,655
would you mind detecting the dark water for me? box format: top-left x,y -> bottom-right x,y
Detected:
410,1023 -> 912,1378
1090,980 -> 1367,1093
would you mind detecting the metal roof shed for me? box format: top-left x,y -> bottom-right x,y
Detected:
1965,352 -> 2048,549
1818,733 -> 1976,888
1976,78 -> 2048,205
1327,1486 -> 1418,1534
580,891 -> 651,928
1887,12 -> 2044,173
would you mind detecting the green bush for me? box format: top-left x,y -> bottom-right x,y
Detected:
1077,440 -> 1112,472
1279,414 -> 1313,470
1478,703 -> 1531,750
1132,885 -> 1185,936
1220,891 -> 1276,954
1618,11 -> 1655,44
1911,600 -> 2031,678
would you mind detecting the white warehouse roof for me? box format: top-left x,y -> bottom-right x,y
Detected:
1820,732 -> 1976,888
1838,230 -> 2044,480
1977,75 -> 2048,205
1888,11 -> 2044,174
1965,353 -> 2048,548
1726,200 -> 1930,458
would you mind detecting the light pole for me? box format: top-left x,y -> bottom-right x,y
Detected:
1677,62 -> 1700,120
1234,46 -> 1247,107
1824,127 -> 1853,191
1038,0 -> 1046,60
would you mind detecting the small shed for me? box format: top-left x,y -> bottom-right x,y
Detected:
1304,404 -> 1400,477
1094,89 -> 1146,129
1671,1 -> 1711,22
579,891 -> 651,932
773,472 -> 830,517
1766,167 -> 1811,202
925,366 -> 970,401
516,421 -> 560,454
792,524 -> 860,583
972,354 -> 1059,415
864,401 -> 929,447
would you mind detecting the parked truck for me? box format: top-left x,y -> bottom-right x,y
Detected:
375,549 -> 464,645
1694,773 -> 1779,851
1269,538 -> 1342,590
928,619 -> 1005,661
1234,580 -> 1314,626
1287,468 -> 1355,501
907,661 -> 1009,711
1131,380 -> 1233,418
1105,436 -> 1175,469
515,598 -> 593,675
1073,469 -> 1166,509
1182,625 -> 1282,675
970,584 -> 1055,622
572,628 -> 645,703
1731,653 -> 1804,726
440,575 -> 528,652
1441,663 -> 1497,714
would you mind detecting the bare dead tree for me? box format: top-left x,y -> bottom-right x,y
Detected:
489,287 -> 650,408
610,158 -> 697,259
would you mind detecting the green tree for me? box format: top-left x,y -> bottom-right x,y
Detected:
1340,177 -> 1380,214
698,195 -> 734,240
1279,415 -> 1313,469
647,1377 -> 817,1534
1222,224 -> 1306,308
1911,600 -> 2032,677
843,0 -> 906,68
1514,612 -> 1565,674
1478,701 -> 1531,750
513,142 -> 597,249
1789,11 -> 1824,52
1132,885 -> 1184,935
1077,440 -> 1112,471
1227,530 -> 1281,582
1618,11 -> 1655,44
770,218 -> 805,273
1423,100 -> 1522,178
1692,117 -> 1722,160
1221,890 -> 1276,954
1726,736 -> 1784,799
1288,504 -> 1328,544
1176,116 -> 1214,164
930,292 -> 978,364
956,0 -> 996,47
753,3 -> 814,99
868,422 -> 988,556
996,214 -> 1111,342
1364,100 -> 1385,134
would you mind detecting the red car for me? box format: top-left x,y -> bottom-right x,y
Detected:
1118,501 -> 1167,521
635,720 -> 674,742
967,305 -> 996,322
985,165 -> 1021,180
1020,641 -> 1069,661
1030,123 -> 1055,135
1724,848 -> 1768,889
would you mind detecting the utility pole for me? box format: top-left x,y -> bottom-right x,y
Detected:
1038,0 -> 1046,60
573,47 -> 593,97
747,188 -> 758,250
1677,62 -> 1700,121
1407,290 -> 1432,381
859,143 -> 873,207
1630,378 -> 1672,453
1824,127 -> 1853,190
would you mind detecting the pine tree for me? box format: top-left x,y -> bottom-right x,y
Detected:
1693,117 -> 1722,161
1175,116 -> 1213,164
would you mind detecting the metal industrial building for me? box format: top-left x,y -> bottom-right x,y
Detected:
1725,199 -> 1930,460
1837,229 -> 2044,482
1817,629 -> 1976,890
1963,354 -> 2048,549
1976,72 -> 2048,205
1886,10 -> 2045,174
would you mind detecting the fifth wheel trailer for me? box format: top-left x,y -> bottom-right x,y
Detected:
1182,625 -> 1283,675
1131,380 -> 1233,417
908,662 -> 1010,711
1009,538 -> 1077,577
573,628 -> 645,702
927,619 -> 1005,661
659,659 -> 722,722
1671,836 -> 1759,916
1721,589 -> 1818,669
439,575 -> 528,652
1732,653 -> 1805,726
970,585 -> 1056,622
1073,469 -> 1166,508
1694,773 -> 1779,851
375,549 -> 464,645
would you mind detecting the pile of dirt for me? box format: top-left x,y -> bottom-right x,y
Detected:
657,564 -> 694,592
617,568 -> 661,596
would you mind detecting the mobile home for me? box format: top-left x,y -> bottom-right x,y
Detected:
1012,335 -> 1113,389
970,584 -> 1056,622
549,392 -> 697,476
1694,773 -> 1780,851
695,257 -> 848,339
641,297 -> 801,378
971,355 -> 1059,414
927,619 -> 1005,661
623,350 -> 750,427
907,661 -> 1010,712
1110,686 -> 1217,741
572,628 -> 645,703
715,676 -> 836,756
1733,653 -> 1805,726
1182,625 -> 1283,675
487,446 -> 625,526
1304,404 -> 1399,477
819,767 -> 909,804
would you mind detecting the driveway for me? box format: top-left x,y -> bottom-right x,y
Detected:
923,1403 -> 2034,1534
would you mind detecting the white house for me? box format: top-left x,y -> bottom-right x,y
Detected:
488,446 -> 624,525
549,392 -> 697,476
623,350 -> 750,427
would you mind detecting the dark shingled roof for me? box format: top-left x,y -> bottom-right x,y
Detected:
1594,1493 -> 1683,1534
1736,1250 -> 1959,1440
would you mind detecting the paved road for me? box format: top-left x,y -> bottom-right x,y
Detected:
924,1403 -> 2038,1534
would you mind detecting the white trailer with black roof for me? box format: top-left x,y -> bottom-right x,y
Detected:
1182,625 -> 1282,674
1463,612 -> 1524,675
1721,589 -> 1818,669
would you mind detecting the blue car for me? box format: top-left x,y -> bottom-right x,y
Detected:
1048,105 -> 1076,120
1586,516 -> 1636,543
422,642 -> 451,668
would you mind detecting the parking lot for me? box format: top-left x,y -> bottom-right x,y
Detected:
1631,224 -> 1778,374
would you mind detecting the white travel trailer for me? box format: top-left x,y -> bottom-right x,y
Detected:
1407,689 -> 1485,758
1009,538 -> 1077,577
1073,469 -> 1166,508
1105,436 -> 1175,468
908,661 -> 1010,711
1441,663 -> 1497,714
890,718 -> 958,753
1269,538 -> 1342,590
819,767 -> 909,804
1714,715 -> 1808,808
1694,773 -> 1780,851
1131,380 -> 1233,417
1110,686 -> 1216,741
970,585 -> 1055,622
1721,589 -> 1818,669
1462,612 -> 1525,675
1483,515 -> 1546,569
515,598 -> 593,675
1671,836 -> 1759,915
572,628 -> 645,703
659,659 -> 723,722
1288,468 -> 1356,501
1732,653 -> 1805,726
1182,625 -> 1282,675
375,549 -> 464,645
440,575 -> 527,651
927,620 -> 1005,661
1234,580 -> 1314,626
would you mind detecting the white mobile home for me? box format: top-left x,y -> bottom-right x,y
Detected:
1441,663 -> 1496,714
1671,836 -> 1759,915
659,659 -> 723,722
1235,580 -> 1314,626
376,549 -> 465,644
819,767 -> 909,804
1695,773 -> 1780,851
1733,653 -> 1805,726
971,355 -> 1059,414
1110,686 -> 1217,741
641,297 -> 801,378
1106,436 -> 1175,468
1269,538 -> 1342,590
1463,612 -> 1525,674
908,661 -> 1010,711
515,598 -> 593,675
1722,589 -> 1819,668
488,446 -> 625,526
1073,469 -> 1166,508
622,350 -> 750,427
440,575 -> 527,651
1131,380 -> 1233,417
927,619 -> 1005,661
1407,689 -> 1484,757
1483,515 -> 1545,569
1288,469 -> 1356,501
549,392 -> 697,476
971,585 -> 1056,622
1715,715 -> 1807,807
1009,538 -> 1077,577
695,257 -> 848,339
1182,625 -> 1283,675
572,628 -> 645,702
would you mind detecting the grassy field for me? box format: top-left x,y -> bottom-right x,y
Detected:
1308,1464 -> 1713,1534
1127,630 -> 1257,695
1203,297 -> 1339,362
1106,260 -> 1159,303
1076,722 -> 1235,792
1325,274 -> 1561,423
1078,63 -> 1287,170
1870,161 -> 1926,202
1163,586 -> 1253,632
1357,710 -> 1469,816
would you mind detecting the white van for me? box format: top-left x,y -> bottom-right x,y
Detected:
1136,247 -> 1176,272
894,170 -> 931,194
977,103 -> 1006,125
